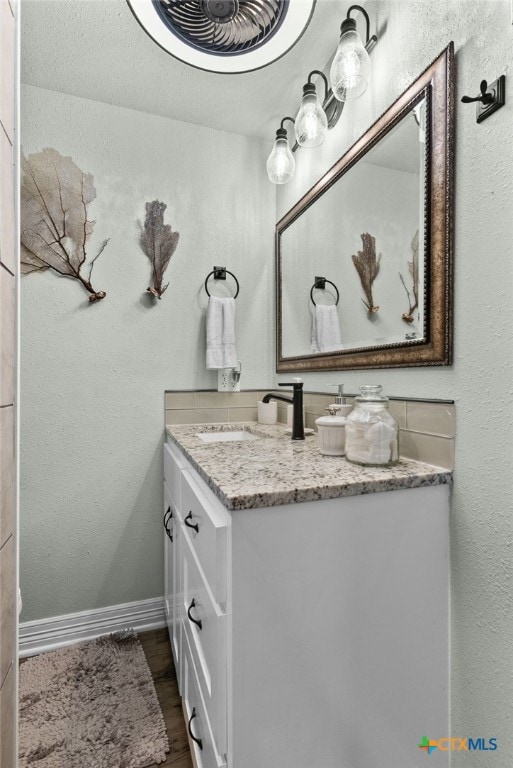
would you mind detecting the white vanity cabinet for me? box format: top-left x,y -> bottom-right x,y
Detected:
163,438 -> 450,768
164,441 -> 230,766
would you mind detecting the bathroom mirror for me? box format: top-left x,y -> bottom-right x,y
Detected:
276,44 -> 454,371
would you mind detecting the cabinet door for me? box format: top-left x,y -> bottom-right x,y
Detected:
164,481 -> 182,693
163,483 -> 174,631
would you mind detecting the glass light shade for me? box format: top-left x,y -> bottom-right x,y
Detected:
267,136 -> 295,184
330,28 -> 371,102
294,91 -> 328,148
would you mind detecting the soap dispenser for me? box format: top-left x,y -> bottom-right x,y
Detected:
328,384 -> 353,418
315,407 -> 347,456
315,384 -> 354,455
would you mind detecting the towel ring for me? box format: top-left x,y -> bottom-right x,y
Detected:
204,266 -> 240,299
310,277 -> 339,306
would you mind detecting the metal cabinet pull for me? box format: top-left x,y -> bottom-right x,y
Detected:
187,707 -> 203,750
185,511 -> 199,533
163,506 -> 173,542
187,598 -> 202,630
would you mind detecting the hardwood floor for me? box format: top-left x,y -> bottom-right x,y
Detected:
139,628 -> 193,768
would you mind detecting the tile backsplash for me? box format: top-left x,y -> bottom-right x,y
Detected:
165,390 -> 455,470
165,390 -> 264,426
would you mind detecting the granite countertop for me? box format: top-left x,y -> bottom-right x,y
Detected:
166,422 -> 452,511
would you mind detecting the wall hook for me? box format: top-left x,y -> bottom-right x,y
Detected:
461,75 -> 506,123
461,79 -> 494,105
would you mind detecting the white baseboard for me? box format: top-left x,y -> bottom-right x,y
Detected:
19,596 -> 168,658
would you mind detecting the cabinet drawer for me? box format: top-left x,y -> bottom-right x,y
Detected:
183,631 -> 226,768
163,441 -> 188,511
181,470 -> 229,604
182,531 -> 227,757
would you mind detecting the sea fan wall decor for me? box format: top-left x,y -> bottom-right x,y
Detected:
138,200 -> 180,299
399,229 -> 420,323
20,148 -> 109,302
351,232 -> 381,314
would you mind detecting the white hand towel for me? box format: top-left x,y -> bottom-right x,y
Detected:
206,296 -> 238,369
311,304 -> 342,353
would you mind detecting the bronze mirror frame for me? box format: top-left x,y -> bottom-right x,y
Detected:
276,43 -> 454,372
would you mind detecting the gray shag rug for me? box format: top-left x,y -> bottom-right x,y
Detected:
19,633 -> 169,768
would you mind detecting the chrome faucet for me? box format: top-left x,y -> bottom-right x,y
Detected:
262,382 -> 305,440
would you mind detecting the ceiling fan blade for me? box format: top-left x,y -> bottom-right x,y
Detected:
158,0 -> 288,54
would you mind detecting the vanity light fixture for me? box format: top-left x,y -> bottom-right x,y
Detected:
266,117 -> 296,184
294,70 -> 329,148
266,5 -> 377,184
330,4 -> 376,102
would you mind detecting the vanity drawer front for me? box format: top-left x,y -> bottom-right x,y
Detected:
181,470 -> 229,604
182,631 -> 226,768
163,441 -> 188,512
182,531 -> 227,757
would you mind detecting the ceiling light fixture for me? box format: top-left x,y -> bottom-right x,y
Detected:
127,0 -> 317,74
330,4 -> 377,102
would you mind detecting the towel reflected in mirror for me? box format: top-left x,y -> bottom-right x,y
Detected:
311,304 -> 343,353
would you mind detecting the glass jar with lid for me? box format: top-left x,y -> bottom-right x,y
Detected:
345,385 -> 399,466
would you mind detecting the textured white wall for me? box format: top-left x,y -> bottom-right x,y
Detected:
276,0 -> 513,762
20,84 -> 275,621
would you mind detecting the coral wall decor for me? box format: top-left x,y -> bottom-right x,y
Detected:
138,200 -> 180,299
399,230 -> 420,323
351,232 -> 381,314
20,148 -> 109,302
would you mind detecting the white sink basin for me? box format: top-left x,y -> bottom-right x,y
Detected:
197,430 -> 260,444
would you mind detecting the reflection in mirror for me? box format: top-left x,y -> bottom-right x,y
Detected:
281,98 -> 427,358
276,44 -> 454,371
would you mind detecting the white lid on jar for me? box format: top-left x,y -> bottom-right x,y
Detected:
315,415 -> 347,427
